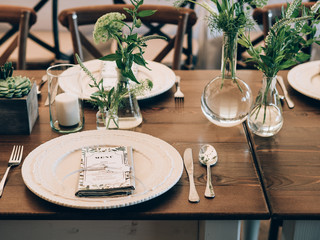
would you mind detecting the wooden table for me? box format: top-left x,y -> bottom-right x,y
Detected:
247,71 -> 320,240
0,70 -> 269,240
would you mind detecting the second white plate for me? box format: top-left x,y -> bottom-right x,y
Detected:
59,60 -> 176,101
288,60 -> 320,100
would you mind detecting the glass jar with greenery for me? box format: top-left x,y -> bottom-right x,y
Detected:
77,0 -> 159,129
239,0 -> 320,136
175,0 -> 267,127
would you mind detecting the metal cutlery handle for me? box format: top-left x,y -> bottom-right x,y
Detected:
188,172 -> 200,202
0,166 -> 11,197
277,76 -> 294,109
205,164 -> 215,198
183,148 -> 200,203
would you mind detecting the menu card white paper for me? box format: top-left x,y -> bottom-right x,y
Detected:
75,146 -> 135,197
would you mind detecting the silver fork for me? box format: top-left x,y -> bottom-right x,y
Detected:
0,145 -> 24,197
174,76 -> 184,105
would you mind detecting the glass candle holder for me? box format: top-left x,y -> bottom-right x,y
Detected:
47,64 -> 84,133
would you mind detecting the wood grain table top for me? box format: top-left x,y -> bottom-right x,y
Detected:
0,69 -> 269,220
247,71 -> 320,220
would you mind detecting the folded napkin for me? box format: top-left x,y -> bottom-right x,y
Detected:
75,146 -> 135,197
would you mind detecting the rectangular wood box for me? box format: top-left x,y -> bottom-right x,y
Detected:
0,82 -> 38,134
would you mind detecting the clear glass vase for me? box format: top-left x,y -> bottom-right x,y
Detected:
96,107 -> 119,130
247,75 -> 283,137
96,107 -> 107,130
116,72 -> 142,129
201,32 -> 253,127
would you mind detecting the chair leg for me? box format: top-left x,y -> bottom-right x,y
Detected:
268,219 -> 282,240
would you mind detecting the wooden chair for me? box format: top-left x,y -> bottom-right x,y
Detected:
58,4 -> 197,70
0,5 -> 37,70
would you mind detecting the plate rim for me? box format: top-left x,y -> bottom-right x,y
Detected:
287,60 -> 320,100
21,130 -> 183,209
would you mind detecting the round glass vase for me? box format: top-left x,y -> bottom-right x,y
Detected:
247,75 -> 283,137
116,71 -> 142,129
201,32 -> 253,127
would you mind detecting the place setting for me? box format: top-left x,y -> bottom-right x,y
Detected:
21,130 -> 184,209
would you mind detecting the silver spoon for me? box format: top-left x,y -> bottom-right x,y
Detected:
199,144 -> 218,198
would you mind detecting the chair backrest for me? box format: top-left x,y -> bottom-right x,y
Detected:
58,4 -> 197,70
0,5 -> 37,70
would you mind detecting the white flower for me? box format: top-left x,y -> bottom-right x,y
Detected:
93,12 -> 126,44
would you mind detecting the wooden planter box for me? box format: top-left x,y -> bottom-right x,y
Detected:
0,82 -> 38,134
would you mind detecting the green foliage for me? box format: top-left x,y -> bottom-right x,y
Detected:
0,62 -> 13,80
0,62 -> 31,98
93,0 -> 165,84
174,0 -> 267,34
239,0 -> 320,78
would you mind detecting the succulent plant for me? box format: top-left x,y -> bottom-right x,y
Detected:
0,62 -> 31,98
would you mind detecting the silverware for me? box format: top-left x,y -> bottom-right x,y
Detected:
37,75 -> 48,95
183,148 -> 200,203
277,76 -> 294,109
0,145 -> 24,197
174,76 -> 184,106
198,144 -> 218,198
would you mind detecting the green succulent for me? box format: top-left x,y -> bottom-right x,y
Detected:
0,62 -> 31,98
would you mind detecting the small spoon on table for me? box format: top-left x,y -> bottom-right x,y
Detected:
199,144 -> 218,198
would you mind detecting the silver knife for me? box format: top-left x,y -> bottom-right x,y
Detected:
277,76 -> 294,109
183,148 -> 200,203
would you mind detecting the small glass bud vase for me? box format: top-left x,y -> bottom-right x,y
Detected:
106,108 -> 119,129
96,107 -> 107,130
247,75 -> 283,137
201,32 -> 253,127
96,107 -> 119,130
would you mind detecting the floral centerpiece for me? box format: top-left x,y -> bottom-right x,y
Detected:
78,0 -> 163,129
239,0 -> 320,136
174,0 -> 267,127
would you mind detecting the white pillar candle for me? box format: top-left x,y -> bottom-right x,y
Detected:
55,93 -> 80,126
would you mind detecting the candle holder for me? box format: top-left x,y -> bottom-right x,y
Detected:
47,64 -> 84,134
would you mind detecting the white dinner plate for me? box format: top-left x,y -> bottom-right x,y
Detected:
21,130 -> 183,209
58,60 -> 176,101
287,61 -> 320,100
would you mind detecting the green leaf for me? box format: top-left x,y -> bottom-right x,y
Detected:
124,69 -> 139,84
237,38 -> 249,48
133,54 -> 147,66
260,55 -> 273,66
127,33 -> 138,41
296,52 -> 310,62
138,10 -> 157,17
100,54 -> 122,61
279,60 -> 297,70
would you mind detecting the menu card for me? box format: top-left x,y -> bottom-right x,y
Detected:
75,146 -> 135,197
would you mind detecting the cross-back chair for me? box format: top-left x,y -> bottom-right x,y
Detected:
0,5 -> 37,70
58,4 -> 197,70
